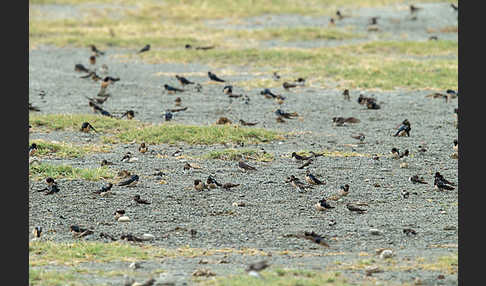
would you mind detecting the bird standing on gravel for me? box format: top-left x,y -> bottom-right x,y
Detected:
238,160 -> 257,171
133,195 -> 151,205
291,152 -> 311,161
346,203 -> 367,214
194,179 -> 208,191
33,226 -> 42,238
351,133 -> 365,142
303,231 -> 330,247
90,45 -> 105,56
138,142 -> 148,154
222,182 -> 240,190
29,143 -> 38,156
75,63 -> 90,73
138,44 -> 150,54
121,110 -> 135,120
175,75 -> 194,87
93,183 -> 113,194
394,119 -> 411,137
118,175 -> 139,187
80,122 -> 97,133
208,71 -> 225,82
409,175 -> 428,184
282,81 -> 297,91
315,198 -> 334,211
305,170 -> 325,185
164,84 -> 184,94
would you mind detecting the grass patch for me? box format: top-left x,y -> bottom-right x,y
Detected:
29,139 -> 111,158
197,269 -> 352,286
29,268 -> 80,286
417,254 -> 458,274
203,148 -> 274,162
231,27 -> 363,42
109,124 -> 281,145
29,163 -> 115,181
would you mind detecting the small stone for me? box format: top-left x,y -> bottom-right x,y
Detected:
380,249 -> 393,259
198,259 -> 209,264
400,162 -> 409,168
232,201 -> 245,207
369,228 -> 383,235
141,233 -> 155,241
117,216 -> 130,222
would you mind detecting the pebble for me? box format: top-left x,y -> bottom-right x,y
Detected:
380,249 -> 393,259
118,216 -> 130,222
369,228 -> 383,235
141,233 -> 155,241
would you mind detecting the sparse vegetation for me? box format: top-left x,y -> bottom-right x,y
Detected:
29,163 -> 114,181
204,149 -> 274,161
29,139 -> 111,158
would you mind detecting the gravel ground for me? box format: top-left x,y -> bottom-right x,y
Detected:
29,2 -> 458,285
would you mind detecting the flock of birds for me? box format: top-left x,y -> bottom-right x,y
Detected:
29,3 -> 458,282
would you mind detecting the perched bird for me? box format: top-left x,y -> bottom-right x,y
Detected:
138,142 -> 148,154
138,44 -> 150,54
283,81 -> 297,91
272,72 -> 281,81
90,44 -> 105,56
291,152 -> 311,161
114,209 -> 125,220
409,5 -> 422,14
338,184 -> 350,196
402,190 -> 410,199
342,89 -> 350,101
206,176 -> 222,189
451,3 -> 458,11
366,101 -> 381,110
294,77 -> 306,86
453,139 -> 458,152
29,143 -> 38,156
351,133 -> 365,142
121,152 -> 133,162
435,172 -> 455,186
208,71 -> 225,82
246,260 -> 270,276
391,147 -> 400,159
239,119 -> 258,126
394,119 -> 411,137
89,55 -> 96,65
165,111 -> 173,121
400,149 -> 409,159
409,175 -> 428,184
346,203 -> 367,214
303,231 -> 330,247
222,182 -> 240,190
74,63 -> 90,73
194,179 -> 208,191
33,226 -> 42,238
434,177 -> 455,191
118,175 -> 139,187
121,110 -> 135,120
93,183 -> 113,194
260,88 -> 280,99
70,225 -> 93,237
238,160 -> 257,171
403,228 -> 417,236
174,97 -> 182,106
121,234 -> 144,242
288,175 -> 312,192
305,170 -> 325,185
164,84 -> 184,94
80,122 -> 96,133
88,101 -> 112,117
133,194 -> 151,205
297,159 -> 313,169
275,109 -> 298,119
175,75 -> 194,87
29,103 -> 41,112
315,198 -> 334,211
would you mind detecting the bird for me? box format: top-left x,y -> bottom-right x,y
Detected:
93,183 -> 113,194
336,10 -> 344,20
409,5 -> 422,14
342,89 -> 350,101
121,110 -> 135,120
338,184 -> 350,196
118,175 -> 139,187
434,176 -> 455,191
88,101 -> 112,117
329,17 -> 335,26
133,195 -> 151,205
351,133 -> 365,142
418,145 -> 427,153
29,103 -> 41,112
403,228 -> 417,236
332,117 -> 360,126
246,260 -> 269,275
195,45 -> 215,50
346,203 -> 367,214
394,119 -> 411,137
453,139 -> 458,152
164,84 -> 184,94
222,85 -> 235,96
305,170 -> 325,185
75,63 -> 90,73
239,119 -> 258,126
288,175 -> 312,192
29,143 -> 38,156
194,179 -> 208,191
451,3 -> 458,11
138,142 -> 148,154
174,97 -> 182,106
90,44 -> 105,56
429,36 -> 439,41
80,122 -> 96,133
138,44 -> 150,54
70,225 -> 94,237
208,71 -> 225,82
275,109 -> 298,119
294,77 -> 306,86
369,17 -> 379,25
366,101 -> 381,110
121,152 -> 134,163
297,159 -> 313,169
238,160 -> 257,171
391,148 -> 400,159
33,226 -> 42,238
85,95 -> 110,105
399,149 -> 410,159
272,72 -> 281,81
222,182 -> 240,190
402,190 -> 410,199
283,81 -> 297,90
175,75 -> 194,87
435,172 -> 455,186
291,152 -> 312,161
36,178 -> 60,195
302,231 -> 330,247
165,111 -> 173,121
260,88 -> 280,99
114,209 -> 125,220
168,107 -> 188,113
315,198 -> 334,211
206,176 -> 222,189
409,175 -> 428,184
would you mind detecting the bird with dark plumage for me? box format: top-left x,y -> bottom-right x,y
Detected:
138,142 -> 148,154
90,45 -> 105,56
175,75 -> 194,87
164,84 -> 184,94
305,170 -> 325,185
208,71 -> 225,82
89,55 -> 96,65
80,122 -> 96,133
165,111 -> 173,121
315,198 -> 334,211
121,110 -> 135,120
394,119 -> 411,137
118,175 -> 139,187
346,203 -> 367,214
194,179 -> 208,191
93,183 -> 113,194
409,175 -> 427,184
133,194 -> 151,204
283,81 -> 297,91
410,4 -> 422,14
303,231 -> 330,247
75,63 -> 90,73
239,119 -> 258,126
342,89 -> 350,101
291,152 -> 311,161
238,160 -> 257,171
29,143 -> 38,156
273,72 -> 281,81
33,226 -> 42,238
138,44 -> 150,53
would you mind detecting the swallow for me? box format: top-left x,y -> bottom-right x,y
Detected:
305,170 -> 325,185
90,44 -> 105,56
164,84 -> 184,94
103,76 -> 120,84
93,182 -> 113,194
291,152 -> 311,161
121,110 -> 135,120
137,142 -> 148,154
260,88 -> 278,99
33,226 -> 42,238
357,94 -> 377,105
121,233 -> 144,242
336,10 -> 344,20
175,75 -> 194,87
239,119 -> 258,126
315,198 -> 334,211
394,119 -> 411,137
410,5 -> 422,14
85,95 -> 110,105
369,17 -> 379,25
342,89 -> 350,101
75,63 -> 90,73
29,103 -> 40,112
288,175 -> 312,192
409,175 -> 428,184
194,179 -> 208,191
367,101 -> 381,110
216,117 -> 232,125
238,160 -> 257,171
294,77 -> 306,86
89,102 -> 112,117
402,190 -> 410,199
208,71 -> 225,82
133,194 -> 151,204
273,72 -> 281,81
400,149 -> 409,159
403,228 -> 417,235
70,225 -> 94,237
391,147 -> 400,159
223,85 -> 233,95
303,231 -> 330,247
164,111 -> 173,121
346,203 -> 367,214
297,159 -> 313,169
174,97 -> 182,106
329,17 -> 335,26
114,209 -> 125,220
275,109 -> 298,119
138,44 -> 150,54
222,182 -> 240,190
453,139 -> 458,152
351,133 -> 365,142
428,36 -> 438,41
89,55 -> 96,65
118,175 -> 139,187
338,184 -> 350,196
435,172 -> 455,186
29,143 -> 38,156
451,3 -> 458,11
434,177 -> 455,191
80,122 -> 96,133
283,81 -> 297,90
206,175 -> 222,189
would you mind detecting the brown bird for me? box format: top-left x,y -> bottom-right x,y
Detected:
138,142 -> 148,154
283,82 -> 297,91
222,182 -> 240,190
216,117 -> 232,125
346,203 -> 367,214
133,194 -> 151,205
238,160 -> 257,171
89,55 -> 96,65
239,119 -> 258,126
288,175 -> 313,192
175,97 -> 182,106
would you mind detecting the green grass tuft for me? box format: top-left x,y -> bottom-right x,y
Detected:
29,139 -> 111,158
29,163 -> 115,181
